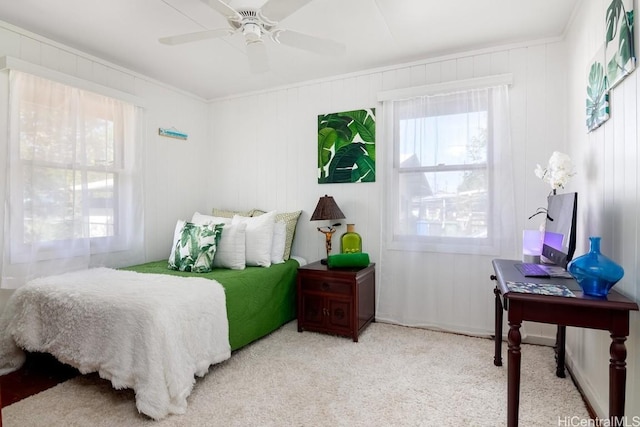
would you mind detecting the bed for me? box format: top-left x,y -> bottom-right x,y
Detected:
121,258 -> 298,351
0,258 -> 299,420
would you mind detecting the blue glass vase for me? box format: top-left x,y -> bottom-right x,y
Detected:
568,236 -> 624,297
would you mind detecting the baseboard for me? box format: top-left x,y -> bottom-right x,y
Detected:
374,316 -> 494,339
564,350 -> 604,419
375,317 -> 558,346
520,334 -> 555,346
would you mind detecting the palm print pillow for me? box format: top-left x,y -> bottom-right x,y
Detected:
168,221 -> 224,272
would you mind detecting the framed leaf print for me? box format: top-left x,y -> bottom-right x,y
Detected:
605,0 -> 635,89
317,108 -> 376,183
586,45 -> 610,132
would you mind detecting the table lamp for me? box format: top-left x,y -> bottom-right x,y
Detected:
310,195 -> 345,264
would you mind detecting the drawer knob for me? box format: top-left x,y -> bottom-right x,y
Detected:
321,282 -> 330,290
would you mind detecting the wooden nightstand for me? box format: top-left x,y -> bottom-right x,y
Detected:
297,260 -> 375,342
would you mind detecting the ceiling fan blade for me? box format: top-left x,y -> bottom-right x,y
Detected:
275,30 -> 346,56
246,41 -> 270,73
203,0 -> 242,21
159,28 -> 233,45
260,0 -> 313,23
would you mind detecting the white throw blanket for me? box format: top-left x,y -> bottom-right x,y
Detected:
0,268 -> 230,420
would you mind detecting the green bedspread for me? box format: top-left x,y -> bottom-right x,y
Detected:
122,259 -> 298,351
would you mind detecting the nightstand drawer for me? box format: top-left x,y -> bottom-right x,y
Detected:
302,278 -> 352,295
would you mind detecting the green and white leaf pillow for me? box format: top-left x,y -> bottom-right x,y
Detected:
168,221 -> 223,273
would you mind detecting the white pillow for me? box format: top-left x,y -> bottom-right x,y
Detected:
191,212 -> 232,225
232,210 -> 277,267
250,210 -> 301,260
213,222 -> 247,270
191,212 -> 245,269
271,221 -> 287,264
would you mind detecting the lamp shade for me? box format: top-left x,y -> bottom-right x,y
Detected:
310,195 -> 345,221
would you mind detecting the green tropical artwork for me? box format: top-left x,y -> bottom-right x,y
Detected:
586,47 -> 610,132
317,108 -> 375,183
605,0 -> 635,88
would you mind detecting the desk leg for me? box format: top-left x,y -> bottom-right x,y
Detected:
494,286 -> 503,366
555,325 -> 566,378
609,334 -> 628,424
507,321 -> 522,427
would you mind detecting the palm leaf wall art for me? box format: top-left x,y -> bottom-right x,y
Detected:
317,108 -> 375,183
605,0 -> 635,89
586,0 -> 635,132
586,45 -> 610,132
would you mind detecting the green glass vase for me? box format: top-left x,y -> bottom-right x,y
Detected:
341,224 -> 362,254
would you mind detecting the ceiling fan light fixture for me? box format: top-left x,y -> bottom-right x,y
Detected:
242,22 -> 262,42
160,0 -> 343,74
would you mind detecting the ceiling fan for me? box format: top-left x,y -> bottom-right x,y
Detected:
159,0 -> 346,73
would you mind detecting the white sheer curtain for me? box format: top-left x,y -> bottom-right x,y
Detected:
1,70 -> 145,288
376,82 -> 517,334
384,85 -> 516,255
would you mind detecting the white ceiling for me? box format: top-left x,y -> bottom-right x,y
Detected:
0,0 -> 579,100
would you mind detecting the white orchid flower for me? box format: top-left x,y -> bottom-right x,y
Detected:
534,151 -> 575,191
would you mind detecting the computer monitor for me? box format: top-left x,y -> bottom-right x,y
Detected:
541,192 -> 577,269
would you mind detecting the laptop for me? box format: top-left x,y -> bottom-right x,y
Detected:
514,262 -> 573,279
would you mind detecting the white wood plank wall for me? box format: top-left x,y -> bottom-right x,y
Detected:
207,39 -> 568,341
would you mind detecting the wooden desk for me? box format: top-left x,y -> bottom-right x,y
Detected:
491,259 -> 638,427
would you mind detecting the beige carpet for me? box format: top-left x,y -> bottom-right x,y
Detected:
2,321 -> 589,426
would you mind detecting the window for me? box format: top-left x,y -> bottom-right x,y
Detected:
382,82 -> 513,254
8,70 -> 141,262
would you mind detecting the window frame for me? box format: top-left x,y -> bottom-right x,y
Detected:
379,74 -> 513,255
